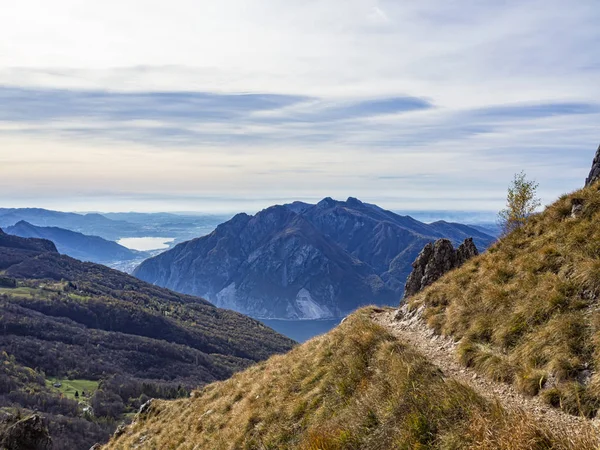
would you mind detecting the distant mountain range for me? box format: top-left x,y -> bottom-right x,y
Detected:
134,197 -> 496,319
0,228 -> 293,449
0,208 -> 137,241
0,208 -> 229,242
5,221 -> 146,264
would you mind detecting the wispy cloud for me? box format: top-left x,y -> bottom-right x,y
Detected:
0,0 -> 599,212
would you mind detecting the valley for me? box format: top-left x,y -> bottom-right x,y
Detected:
0,230 -> 294,448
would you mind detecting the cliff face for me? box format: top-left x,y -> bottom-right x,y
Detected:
585,143 -> 600,187
403,238 -> 479,298
135,198 -> 494,319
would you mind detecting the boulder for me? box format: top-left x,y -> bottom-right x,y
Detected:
404,238 -> 478,298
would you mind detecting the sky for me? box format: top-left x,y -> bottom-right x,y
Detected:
0,0 -> 599,215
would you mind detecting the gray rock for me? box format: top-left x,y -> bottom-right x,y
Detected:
0,415 -> 51,450
114,424 -> 127,438
456,237 -> 479,265
571,198 -> 584,219
585,143 -> 600,186
138,398 -> 154,415
403,238 -> 478,298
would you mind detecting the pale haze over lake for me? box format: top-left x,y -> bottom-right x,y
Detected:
117,237 -> 175,251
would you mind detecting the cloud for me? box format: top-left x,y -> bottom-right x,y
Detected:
0,86 -> 309,122
0,0 -> 599,212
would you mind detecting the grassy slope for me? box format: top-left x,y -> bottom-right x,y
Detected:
0,234 -> 295,449
45,377 -> 99,400
409,183 -> 600,417
105,309 -> 595,450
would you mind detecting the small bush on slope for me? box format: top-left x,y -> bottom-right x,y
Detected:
410,183 -> 600,417
104,309 -> 595,450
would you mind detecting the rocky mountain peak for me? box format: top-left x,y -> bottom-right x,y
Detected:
345,197 -> 364,207
585,143 -> 600,187
403,237 -> 478,298
316,197 -> 337,209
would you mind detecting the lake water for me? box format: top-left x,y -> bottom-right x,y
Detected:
117,237 -> 175,251
260,319 -> 342,343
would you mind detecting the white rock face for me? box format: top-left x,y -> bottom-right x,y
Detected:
214,283 -> 240,311
295,288 -> 333,319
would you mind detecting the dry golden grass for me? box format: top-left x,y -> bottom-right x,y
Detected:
410,183 -> 600,417
104,309 -> 597,449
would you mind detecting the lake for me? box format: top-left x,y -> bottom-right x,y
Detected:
117,237 -> 175,251
260,318 -> 342,343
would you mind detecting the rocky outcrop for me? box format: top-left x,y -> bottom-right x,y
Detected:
0,415 -> 51,450
585,144 -> 600,186
404,238 -> 478,298
571,198 -> 584,218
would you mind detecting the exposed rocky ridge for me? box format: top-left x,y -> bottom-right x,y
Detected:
585,143 -> 600,186
403,237 -> 478,298
135,198 -> 495,319
0,414 -> 52,450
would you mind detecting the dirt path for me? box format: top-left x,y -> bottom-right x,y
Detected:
371,306 -> 597,437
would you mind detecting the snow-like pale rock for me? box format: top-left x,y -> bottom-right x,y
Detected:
214,283 -> 240,311
295,288 -> 333,319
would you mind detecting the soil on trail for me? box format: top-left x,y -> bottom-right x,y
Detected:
371,306 -> 598,438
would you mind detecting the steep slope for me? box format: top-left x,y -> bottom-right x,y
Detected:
104,309 -> 597,450
301,197 -> 495,292
135,198 -> 494,319
0,230 -> 294,449
6,221 -> 145,263
407,182 -> 600,417
135,206 -> 395,318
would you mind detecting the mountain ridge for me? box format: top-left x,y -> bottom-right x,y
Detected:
134,197 -> 495,319
5,221 -> 145,264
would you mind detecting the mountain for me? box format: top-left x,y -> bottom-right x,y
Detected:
0,229 -> 294,449
134,197 -> 495,319
135,205 -> 396,319
5,221 -> 145,264
0,208 -> 229,245
0,208 -> 137,241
